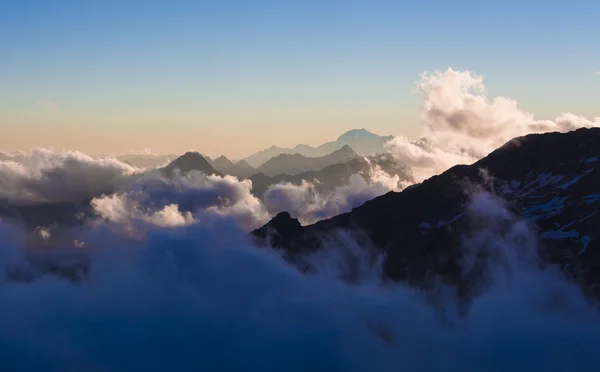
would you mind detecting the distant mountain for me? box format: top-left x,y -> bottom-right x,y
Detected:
117,154 -> 178,169
253,127 -> 600,299
254,145 -> 358,176
209,156 -> 256,178
243,129 -> 394,167
161,152 -> 222,177
317,129 -> 394,157
249,154 -> 413,198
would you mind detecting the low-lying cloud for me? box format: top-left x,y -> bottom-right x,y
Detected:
1,191 -> 599,371
0,148 -> 138,204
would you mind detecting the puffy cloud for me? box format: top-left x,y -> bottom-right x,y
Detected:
92,171 -> 269,232
386,68 -> 600,183
0,148 -> 138,204
91,194 -> 196,229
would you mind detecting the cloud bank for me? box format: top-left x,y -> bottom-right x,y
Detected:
1,191 -> 600,371
0,149 -> 138,204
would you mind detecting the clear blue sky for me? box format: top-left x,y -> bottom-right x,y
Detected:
1,0 -> 599,157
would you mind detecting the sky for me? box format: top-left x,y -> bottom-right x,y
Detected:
1,0 -> 599,159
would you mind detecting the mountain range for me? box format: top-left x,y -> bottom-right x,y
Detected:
249,154 -> 413,198
207,156 -> 256,178
243,129 -> 394,167
253,127 -> 600,299
253,144 -> 359,176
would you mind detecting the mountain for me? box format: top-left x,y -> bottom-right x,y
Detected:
209,156 -> 256,178
255,145 -> 358,176
253,127 -> 600,299
161,152 -> 222,177
117,154 -> 178,169
243,129 -> 394,167
249,154 -> 413,198
317,128 -> 394,157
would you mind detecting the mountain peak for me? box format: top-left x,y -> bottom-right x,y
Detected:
213,155 -> 234,167
332,144 -> 357,155
252,211 -> 303,248
337,128 -> 378,142
161,152 -> 221,177
234,159 -> 254,169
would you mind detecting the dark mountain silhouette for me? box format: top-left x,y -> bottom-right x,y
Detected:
255,145 -> 358,176
161,152 -> 222,177
209,155 -> 256,178
243,129 -> 393,167
249,154 -> 413,198
253,127 -> 600,299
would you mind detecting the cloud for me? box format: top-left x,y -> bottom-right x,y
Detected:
263,164 -> 402,225
91,171 -> 269,232
1,191 -> 600,370
0,148 -> 139,204
385,68 -> 600,183
37,99 -> 60,111
0,148 -> 396,230
594,71 -> 600,77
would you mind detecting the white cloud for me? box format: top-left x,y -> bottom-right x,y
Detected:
91,171 -> 269,232
385,68 -> 600,183
0,148 -> 139,203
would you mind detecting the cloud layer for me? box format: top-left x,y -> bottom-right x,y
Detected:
1,191 -> 600,371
